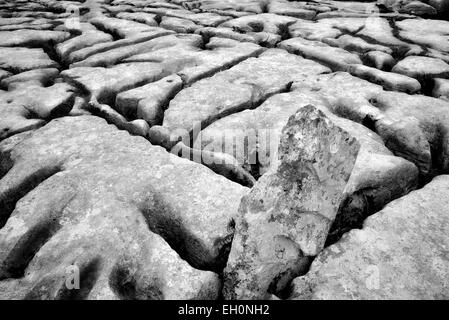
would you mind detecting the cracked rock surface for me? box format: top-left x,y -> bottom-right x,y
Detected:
0,0 -> 448,300
290,175 -> 449,300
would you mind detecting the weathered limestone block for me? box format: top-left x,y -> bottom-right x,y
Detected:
89,16 -> 163,38
219,13 -> 297,38
115,75 -> 183,125
67,33 -> 174,65
279,37 -> 363,71
62,62 -> 170,105
160,16 -> 200,33
0,116 -> 247,295
0,29 -> 70,47
116,12 -> 159,26
0,83 -> 75,140
0,48 -> 59,73
292,72 -> 449,178
0,68 -> 59,90
290,175 -> 449,300
392,56 -> 449,81
397,19 -> 449,53
56,31 -> 113,62
348,64 -> 421,93
223,106 -> 360,299
363,51 -> 396,71
433,78 -> 449,100
268,0 -> 316,19
323,34 -> 393,55
122,36 -> 264,85
69,33 -> 182,68
162,49 -> 330,145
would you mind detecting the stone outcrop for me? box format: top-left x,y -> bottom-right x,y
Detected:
0,0 -> 448,301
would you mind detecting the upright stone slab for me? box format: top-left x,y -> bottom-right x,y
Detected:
223,105 -> 360,299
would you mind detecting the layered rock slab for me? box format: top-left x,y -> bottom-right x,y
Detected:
161,49 -> 330,144
290,175 -> 449,300
0,116 -> 247,300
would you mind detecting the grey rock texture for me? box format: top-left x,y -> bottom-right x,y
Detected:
0,0 -> 448,300
0,116 -> 246,299
290,175 -> 449,300
162,49 -> 330,142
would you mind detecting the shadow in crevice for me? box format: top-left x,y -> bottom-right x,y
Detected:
0,165 -> 62,229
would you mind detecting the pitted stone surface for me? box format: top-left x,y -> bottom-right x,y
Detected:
290,175 -> 449,300
0,0 -> 448,300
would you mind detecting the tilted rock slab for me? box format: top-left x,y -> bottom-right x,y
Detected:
290,175 -> 449,300
223,105 -> 360,299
